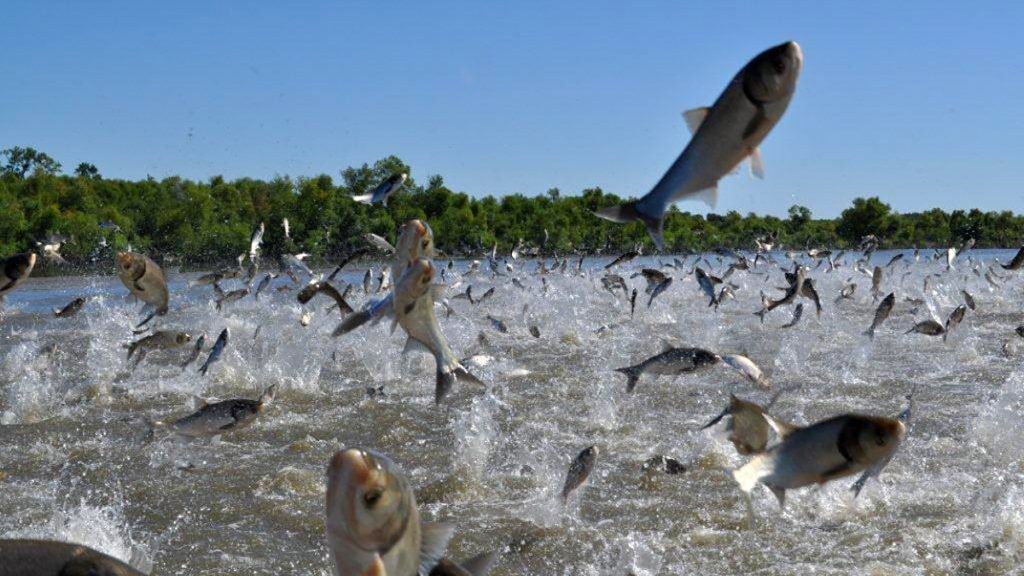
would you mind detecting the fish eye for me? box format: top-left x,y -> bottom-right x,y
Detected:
772,58 -> 786,74
875,434 -> 887,446
363,488 -> 382,507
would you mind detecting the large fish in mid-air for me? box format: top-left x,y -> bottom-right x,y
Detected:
594,42 -> 803,249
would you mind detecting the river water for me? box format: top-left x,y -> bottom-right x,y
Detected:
1,249 -> 1023,575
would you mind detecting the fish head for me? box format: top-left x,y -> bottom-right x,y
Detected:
847,416 -> 906,464
695,349 -> 721,368
326,448 -> 412,554
743,41 -> 803,104
396,219 -> 435,263
176,332 -> 192,345
116,251 -> 144,279
8,252 -> 36,278
580,445 -> 599,464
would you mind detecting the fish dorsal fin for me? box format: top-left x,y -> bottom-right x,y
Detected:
763,413 -> 799,440
420,522 -> 456,575
749,147 -> 765,179
659,339 -> 676,353
682,106 -> 710,135
694,186 -> 719,210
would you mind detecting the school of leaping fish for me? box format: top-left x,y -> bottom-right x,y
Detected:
0,40 -> 1020,575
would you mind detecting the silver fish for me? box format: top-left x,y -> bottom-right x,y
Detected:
733,413 -> 905,509
150,385 -> 275,438
702,393 -> 785,455
562,446 -> 599,501
906,319 -> 944,336
1001,246 -> 1024,270
395,259 -> 482,403
615,346 -> 719,393
646,277 -> 673,308
199,328 -> 229,376
116,251 -> 169,325
721,354 -> 769,389
944,305 -> 967,341
780,303 -> 803,329
364,233 -> 396,254
352,173 -> 407,206
595,42 -> 802,249
325,448 -> 496,576
127,330 -> 191,362
53,296 -> 86,318
180,334 -> 206,370
298,281 -> 353,316
865,293 -> 895,339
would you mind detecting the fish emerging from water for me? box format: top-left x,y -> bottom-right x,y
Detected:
647,277 -> 673,308
199,328 -> 229,376
732,412 -> 906,509
116,251 -> 169,326
149,385 -> 275,439
961,290 -> 976,311
562,446 -> 599,501
594,42 -> 803,249
615,345 -> 719,393
905,319 -> 944,336
325,448 -> 496,576
395,259 -> 482,403
835,283 -> 856,303
127,330 -> 191,366
944,305 -> 967,341
865,293 -> 895,339
53,296 -> 87,318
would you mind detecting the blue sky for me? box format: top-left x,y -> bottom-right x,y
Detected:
2,2 -> 1022,217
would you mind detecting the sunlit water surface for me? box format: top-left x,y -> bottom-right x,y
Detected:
2,249 -> 1023,575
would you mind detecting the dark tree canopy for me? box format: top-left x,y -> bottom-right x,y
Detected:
0,147 -> 1020,270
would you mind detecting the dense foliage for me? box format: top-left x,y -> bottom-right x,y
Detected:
3,146 -> 1023,271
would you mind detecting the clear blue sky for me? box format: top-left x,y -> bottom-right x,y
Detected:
2,2 -> 1022,218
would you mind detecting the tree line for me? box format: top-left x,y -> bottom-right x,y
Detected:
3,146 -> 1023,271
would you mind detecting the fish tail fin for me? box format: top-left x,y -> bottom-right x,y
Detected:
434,362 -> 484,404
594,201 -> 665,251
352,193 -> 373,205
754,307 -> 768,323
732,454 -> 773,496
700,406 -> 730,430
199,363 -> 209,376
458,551 -> 498,576
615,365 -> 643,393
135,310 -> 157,329
332,309 -> 370,337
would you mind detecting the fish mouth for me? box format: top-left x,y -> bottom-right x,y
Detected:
330,448 -> 375,485
784,41 -> 803,64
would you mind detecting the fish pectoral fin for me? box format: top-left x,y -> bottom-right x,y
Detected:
420,522 -> 456,575
732,454 -> 773,494
453,551 -> 499,576
768,484 -> 787,509
681,106 -> 710,135
762,413 -> 799,440
402,337 -> 432,356
749,147 -> 765,179
693,186 -> 719,210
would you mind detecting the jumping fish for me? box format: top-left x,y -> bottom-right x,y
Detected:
594,42 -> 803,249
